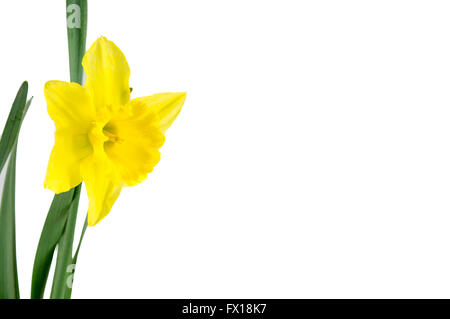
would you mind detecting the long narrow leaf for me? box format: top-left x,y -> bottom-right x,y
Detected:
0,146 -> 19,299
0,82 -> 29,171
0,82 -> 31,299
50,186 -> 81,299
30,187 -> 78,299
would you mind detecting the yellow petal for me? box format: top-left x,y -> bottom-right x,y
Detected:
44,80 -> 95,193
81,153 -> 124,226
44,131 -> 92,193
44,80 -> 95,132
82,37 -> 130,112
104,99 -> 165,186
133,92 -> 186,133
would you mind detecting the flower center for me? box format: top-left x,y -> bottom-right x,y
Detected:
88,122 -> 124,154
103,122 -> 123,144
103,128 -> 122,143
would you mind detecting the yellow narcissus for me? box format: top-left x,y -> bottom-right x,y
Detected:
44,37 -> 186,226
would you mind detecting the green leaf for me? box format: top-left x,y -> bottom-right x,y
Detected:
0,82 -> 30,172
30,187 -> 79,299
0,146 -> 19,299
0,82 -> 31,299
50,186 -> 81,299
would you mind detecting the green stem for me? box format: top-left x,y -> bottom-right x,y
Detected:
65,215 -> 88,299
67,0 -> 88,84
31,188 -> 79,298
48,0 -> 88,299
49,186 -> 81,298
72,215 -> 88,266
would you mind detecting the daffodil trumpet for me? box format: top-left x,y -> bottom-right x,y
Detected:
44,37 -> 186,226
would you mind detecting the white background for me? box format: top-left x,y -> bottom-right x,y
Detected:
0,0 -> 450,298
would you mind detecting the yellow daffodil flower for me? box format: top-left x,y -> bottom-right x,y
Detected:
44,37 -> 186,226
